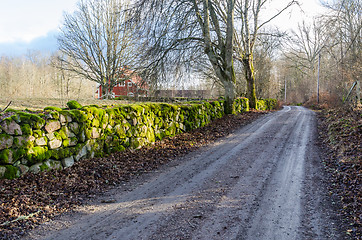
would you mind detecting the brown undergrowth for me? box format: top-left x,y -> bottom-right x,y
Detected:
0,110 -> 266,240
317,106 -> 361,239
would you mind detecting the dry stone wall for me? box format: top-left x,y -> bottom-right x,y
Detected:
0,97 -> 268,179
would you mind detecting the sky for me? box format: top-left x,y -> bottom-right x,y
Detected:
0,0 -> 78,56
0,0 -> 328,56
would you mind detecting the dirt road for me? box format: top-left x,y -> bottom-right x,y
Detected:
24,106 -> 342,240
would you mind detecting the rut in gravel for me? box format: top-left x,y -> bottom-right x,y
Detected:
24,106 -> 342,240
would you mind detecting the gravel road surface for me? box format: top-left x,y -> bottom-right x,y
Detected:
24,106 -> 342,240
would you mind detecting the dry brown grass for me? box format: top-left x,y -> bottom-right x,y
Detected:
0,98 -> 131,111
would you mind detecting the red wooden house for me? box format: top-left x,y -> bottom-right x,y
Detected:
95,70 -> 149,99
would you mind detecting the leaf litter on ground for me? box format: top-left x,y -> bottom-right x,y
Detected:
0,110 -> 266,240
317,106 -> 361,239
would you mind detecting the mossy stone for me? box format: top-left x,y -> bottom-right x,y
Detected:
0,119 -> 22,135
44,120 -> 61,133
0,134 -> 13,150
14,136 -> 35,149
44,106 -> 62,112
137,125 -> 148,138
29,160 -> 62,174
0,149 -> 13,164
49,146 -> 78,160
68,122 -> 80,134
69,110 -> 88,122
114,125 -> 126,138
26,146 -> 51,164
256,99 -> 267,111
146,127 -> 155,143
17,112 -> 45,129
20,124 -> 32,136
67,100 -> 82,109
33,130 -> 44,138
13,148 -> 26,163
1,165 -> 20,179
131,138 -> 146,149
92,118 -> 100,128
49,111 -> 60,120
68,137 -> 78,147
62,139 -> 70,147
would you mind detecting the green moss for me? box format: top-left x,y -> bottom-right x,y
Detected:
113,144 -> 125,152
146,127 -> 155,142
263,98 -> 278,110
14,136 -> 34,149
85,129 -> 92,140
131,138 -> 146,149
0,133 -> 13,147
14,148 -> 26,162
100,113 -> 109,128
39,162 -> 49,171
17,112 -> 46,129
33,130 -> 43,138
26,146 -> 51,164
69,137 -> 78,146
10,114 -> 21,123
233,98 -> 249,114
114,125 -> 126,138
92,118 -> 100,127
77,130 -> 87,143
44,106 -> 62,111
63,139 -> 70,147
256,99 -> 267,111
67,100 -> 82,109
105,108 -> 117,125
5,108 -> 19,114
0,149 -> 12,164
58,126 -> 72,140
69,109 -> 88,122
49,147 -> 77,160
87,107 -> 105,119
137,125 -> 147,138
130,104 -> 145,116
3,165 -> 20,179
20,124 -> 33,135
68,122 -> 80,135
49,111 -> 60,120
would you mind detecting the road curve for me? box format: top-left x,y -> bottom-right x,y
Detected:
24,106 -> 341,240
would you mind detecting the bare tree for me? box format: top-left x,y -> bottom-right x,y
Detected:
57,0 -> 139,99
0,53 -> 94,101
233,0 -> 298,108
254,29 -> 284,98
134,0 -> 297,110
281,20 -> 327,102
321,0 -> 361,100
133,0 -> 237,113
286,20 -> 326,75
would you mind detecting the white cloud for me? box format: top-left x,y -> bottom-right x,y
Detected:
0,0 -> 78,43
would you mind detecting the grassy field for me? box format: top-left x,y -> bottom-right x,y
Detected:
0,98 -> 130,111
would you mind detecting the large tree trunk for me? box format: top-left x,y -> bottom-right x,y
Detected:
101,82 -> 113,99
224,80 -> 236,114
243,55 -> 257,109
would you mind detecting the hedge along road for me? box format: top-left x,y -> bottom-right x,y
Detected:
24,106 -> 342,240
